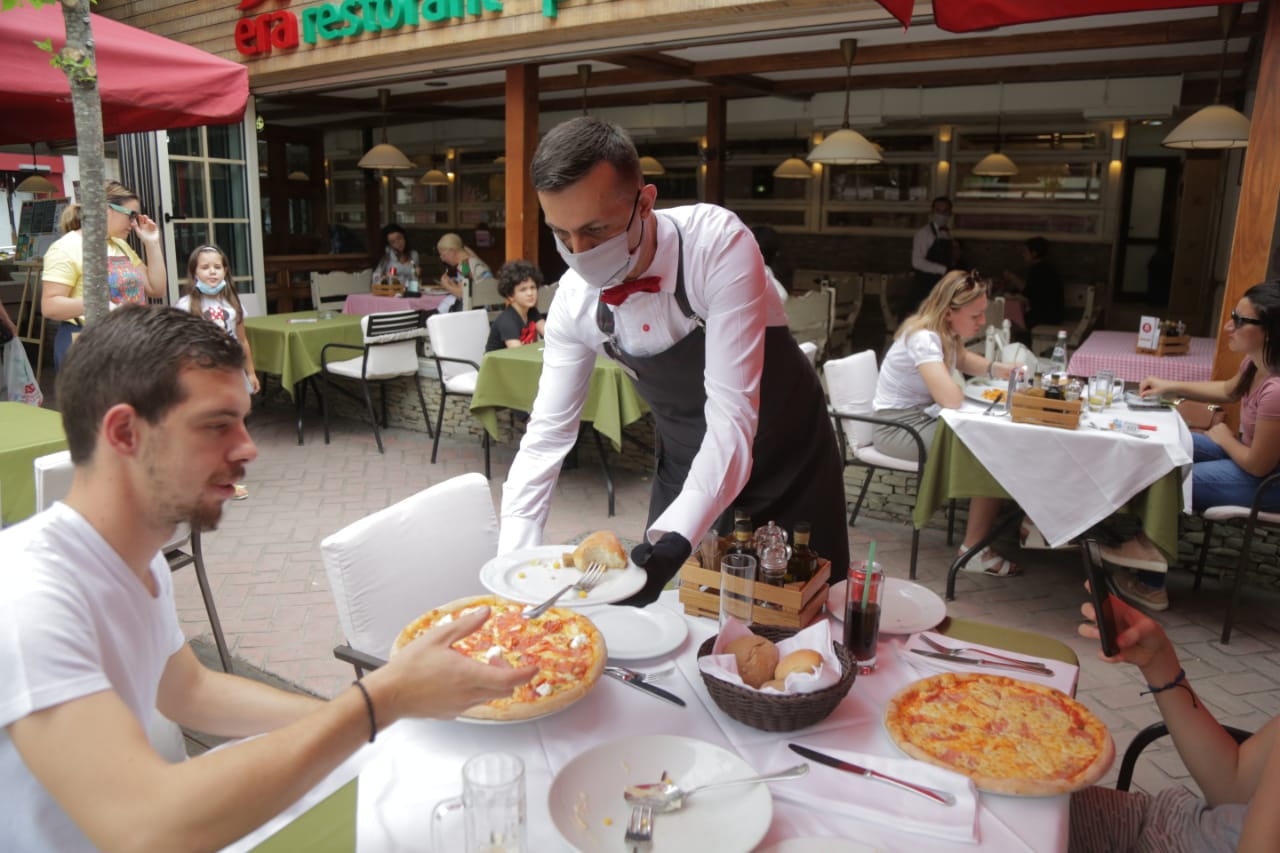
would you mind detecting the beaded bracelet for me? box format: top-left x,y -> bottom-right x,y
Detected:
1140,668 -> 1198,708
353,679 -> 377,743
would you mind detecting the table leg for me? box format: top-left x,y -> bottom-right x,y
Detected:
944,509 -> 1022,601
293,378 -> 308,445
590,428 -> 616,517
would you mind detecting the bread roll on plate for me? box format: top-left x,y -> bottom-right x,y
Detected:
567,530 -> 628,570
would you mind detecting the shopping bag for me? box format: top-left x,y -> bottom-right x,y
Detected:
3,337 -> 43,407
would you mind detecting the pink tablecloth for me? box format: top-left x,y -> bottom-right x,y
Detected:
342,292 -> 447,315
1068,330 -> 1215,383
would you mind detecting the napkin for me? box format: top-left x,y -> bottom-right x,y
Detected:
899,633 -> 1079,696
762,740 -> 978,843
699,618 -> 841,693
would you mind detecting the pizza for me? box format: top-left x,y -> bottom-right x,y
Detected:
391,594 -> 606,721
884,672 -> 1113,796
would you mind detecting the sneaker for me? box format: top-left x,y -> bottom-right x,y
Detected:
1113,571 -> 1170,612
959,545 -> 1020,577
1099,534 -> 1167,572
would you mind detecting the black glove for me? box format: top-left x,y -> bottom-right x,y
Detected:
624,532 -> 693,606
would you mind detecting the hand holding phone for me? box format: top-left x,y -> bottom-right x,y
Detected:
1081,539 -> 1120,658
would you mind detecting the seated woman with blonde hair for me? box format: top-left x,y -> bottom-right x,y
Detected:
436,232 -> 493,313
872,269 -> 1020,576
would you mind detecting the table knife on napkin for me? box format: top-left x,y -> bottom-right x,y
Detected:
910,648 -> 1051,675
788,744 -> 956,806
604,668 -> 686,707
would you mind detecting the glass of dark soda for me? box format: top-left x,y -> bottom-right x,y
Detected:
843,561 -> 884,673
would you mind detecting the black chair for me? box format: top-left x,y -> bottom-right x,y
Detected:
320,309 -> 434,454
164,529 -> 234,673
1115,722 -> 1252,791
1191,471 -> 1280,644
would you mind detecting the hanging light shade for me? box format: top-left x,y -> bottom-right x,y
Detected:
419,167 -> 450,186
1164,5 -> 1249,150
639,156 -> 666,176
972,151 -> 1019,177
808,39 -> 883,166
16,173 -> 57,194
287,170 -> 310,181
773,156 -> 813,179
358,89 -> 413,170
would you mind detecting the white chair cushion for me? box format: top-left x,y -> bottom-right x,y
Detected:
33,450 -> 74,512
443,370 -> 479,395
361,315 -> 422,377
1203,505 -> 1280,525
320,473 -> 498,661
853,444 -> 920,473
427,309 -> 490,384
824,351 -> 878,450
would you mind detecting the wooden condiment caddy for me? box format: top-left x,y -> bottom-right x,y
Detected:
1009,387 -> 1083,430
1136,334 -> 1190,356
678,558 -> 831,628
371,281 -> 404,297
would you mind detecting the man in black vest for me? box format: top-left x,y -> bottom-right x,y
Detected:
497,117 -> 849,604
907,196 -> 960,319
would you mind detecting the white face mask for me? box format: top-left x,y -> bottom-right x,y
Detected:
553,191 -> 642,289
932,213 -> 951,228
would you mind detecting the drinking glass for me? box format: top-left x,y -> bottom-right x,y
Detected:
843,561 -> 884,673
431,752 -> 527,853
1088,371 -> 1115,410
720,553 -> 757,628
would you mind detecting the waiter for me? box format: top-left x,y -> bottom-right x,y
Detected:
497,117 -> 848,605
907,196 -> 959,319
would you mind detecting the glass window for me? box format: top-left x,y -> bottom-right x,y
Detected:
648,163 -> 699,203
168,124 -> 254,295
207,125 -> 244,161
214,221 -> 249,277
210,162 -> 247,218
824,210 -> 923,229
172,222 -> 211,271
955,161 -> 1102,203
725,164 -> 808,201
169,160 -> 207,220
955,210 -> 1102,234
827,162 -> 933,203
955,128 -> 1107,153
730,207 -> 807,228
168,128 -> 200,158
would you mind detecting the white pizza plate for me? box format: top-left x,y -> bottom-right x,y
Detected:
963,376 -> 1006,404
585,604 -> 688,661
827,577 -> 947,635
759,840 -> 879,853
479,545 -> 646,606
548,734 -> 772,853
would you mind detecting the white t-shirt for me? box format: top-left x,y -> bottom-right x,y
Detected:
177,291 -> 240,340
873,328 -> 951,411
0,503 -> 185,851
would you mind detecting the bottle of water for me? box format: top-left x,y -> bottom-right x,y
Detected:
1050,330 -> 1069,375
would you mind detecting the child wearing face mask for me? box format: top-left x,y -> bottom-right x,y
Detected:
178,244 -> 259,396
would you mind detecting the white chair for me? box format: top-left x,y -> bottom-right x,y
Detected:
784,285 -> 835,362
320,309 -> 433,454
798,341 -> 818,367
426,309 -> 492,477
828,272 -> 865,358
468,271 -> 505,319
537,281 -> 559,315
310,269 -> 371,312
824,351 -> 954,580
321,473 -> 498,674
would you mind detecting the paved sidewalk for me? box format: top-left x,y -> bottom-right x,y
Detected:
174,404 -> 1280,795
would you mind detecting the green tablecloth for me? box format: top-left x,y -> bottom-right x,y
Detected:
913,418 -> 1184,563
251,778 -> 356,853
0,402 -> 67,526
470,345 -> 649,450
243,312 -> 364,397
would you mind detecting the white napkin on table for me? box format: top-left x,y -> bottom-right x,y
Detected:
699,618 -> 841,694
899,633 -> 1079,696
763,740 -> 978,843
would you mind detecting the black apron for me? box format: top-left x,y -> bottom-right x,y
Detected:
598,225 -> 849,604
909,224 -> 954,317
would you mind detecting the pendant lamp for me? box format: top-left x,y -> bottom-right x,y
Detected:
16,143 -> 57,194
419,165 -> 450,186
358,89 -> 413,170
807,39 -> 882,165
973,83 -> 1018,177
1163,5 -> 1249,149
773,157 -> 813,179
639,156 -> 666,176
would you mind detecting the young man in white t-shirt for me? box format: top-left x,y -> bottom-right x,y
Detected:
0,305 -> 535,851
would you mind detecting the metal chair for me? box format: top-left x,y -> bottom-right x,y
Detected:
426,309 -> 492,477
1116,722 -> 1251,791
320,309 -> 434,454
321,473 -> 498,676
1191,471 -> 1280,644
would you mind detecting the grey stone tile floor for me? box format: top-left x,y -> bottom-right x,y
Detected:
175,401 -> 1280,795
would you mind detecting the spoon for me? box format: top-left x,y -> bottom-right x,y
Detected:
623,764 -> 809,813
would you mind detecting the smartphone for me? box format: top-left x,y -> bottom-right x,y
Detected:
1081,539 -> 1120,657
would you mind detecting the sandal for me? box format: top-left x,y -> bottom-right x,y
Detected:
959,546 -> 1020,577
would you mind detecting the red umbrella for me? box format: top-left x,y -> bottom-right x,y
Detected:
0,3 -> 248,145
877,0 -> 1246,32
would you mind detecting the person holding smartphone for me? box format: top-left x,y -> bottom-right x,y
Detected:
1070,589 -> 1278,851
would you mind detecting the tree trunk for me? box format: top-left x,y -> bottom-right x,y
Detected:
59,0 -> 108,325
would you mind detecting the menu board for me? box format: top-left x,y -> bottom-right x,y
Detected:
16,198 -> 69,260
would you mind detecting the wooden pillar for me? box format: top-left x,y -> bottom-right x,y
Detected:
1216,0 -> 1280,378
703,94 -> 726,206
505,64 -> 540,267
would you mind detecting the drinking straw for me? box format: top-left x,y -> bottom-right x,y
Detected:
862,541 -> 877,609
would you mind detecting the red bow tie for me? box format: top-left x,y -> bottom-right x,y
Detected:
599,276 -> 662,306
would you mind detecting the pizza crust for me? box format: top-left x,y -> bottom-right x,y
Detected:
392,594 -> 606,722
885,672 -> 1114,796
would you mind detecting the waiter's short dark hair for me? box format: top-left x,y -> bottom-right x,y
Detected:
496,260 -> 545,299
1025,236 -> 1049,259
931,196 -> 952,210
58,305 -> 244,464
531,117 -> 642,192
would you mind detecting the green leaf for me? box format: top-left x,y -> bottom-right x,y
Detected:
34,38 -> 53,53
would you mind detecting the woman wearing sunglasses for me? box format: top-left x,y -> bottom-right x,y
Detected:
1109,281 -> 1280,611
41,181 -> 167,370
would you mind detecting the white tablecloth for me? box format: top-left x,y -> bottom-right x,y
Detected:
943,402 -> 1194,549
225,591 -> 1069,852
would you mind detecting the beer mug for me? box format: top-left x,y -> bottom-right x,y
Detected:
431,752 -> 527,853
1088,371 -> 1116,410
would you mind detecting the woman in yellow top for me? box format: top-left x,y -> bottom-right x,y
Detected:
41,181 -> 167,370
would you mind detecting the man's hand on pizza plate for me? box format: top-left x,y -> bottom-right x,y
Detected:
631,532 -> 692,582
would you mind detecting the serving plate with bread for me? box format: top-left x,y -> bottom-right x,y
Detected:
479,531 -> 646,606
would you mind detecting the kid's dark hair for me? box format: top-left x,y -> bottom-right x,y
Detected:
184,244 -> 244,319
496,260 -> 545,300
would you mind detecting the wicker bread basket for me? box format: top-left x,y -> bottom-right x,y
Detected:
697,625 -> 857,732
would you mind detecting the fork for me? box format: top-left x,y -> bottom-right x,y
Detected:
920,634 -> 1053,674
604,664 -> 675,683
624,804 -> 654,852
522,563 -> 605,619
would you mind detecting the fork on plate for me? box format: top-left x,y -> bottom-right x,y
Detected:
522,563 -> 605,619
920,634 -> 1053,674
624,804 -> 654,851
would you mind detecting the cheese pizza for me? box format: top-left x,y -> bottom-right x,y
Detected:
884,672 -> 1113,796
392,595 -> 607,721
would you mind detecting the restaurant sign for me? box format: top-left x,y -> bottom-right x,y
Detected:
235,0 -> 560,56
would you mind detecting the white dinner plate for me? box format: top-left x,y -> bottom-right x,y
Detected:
587,604 -> 688,660
963,376 -> 1006,404
479,545 -> 647,607
548,734 -> 772,853
827,577 -> 947,635
759,840 -> 879,853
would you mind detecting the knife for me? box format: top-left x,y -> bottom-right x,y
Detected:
910,648 -> 1052,675
788,744 -> 956,806
604,669 -> 686,707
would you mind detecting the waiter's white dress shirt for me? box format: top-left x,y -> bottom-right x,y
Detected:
498,204 -> 788,553
911,222 -> 949,276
